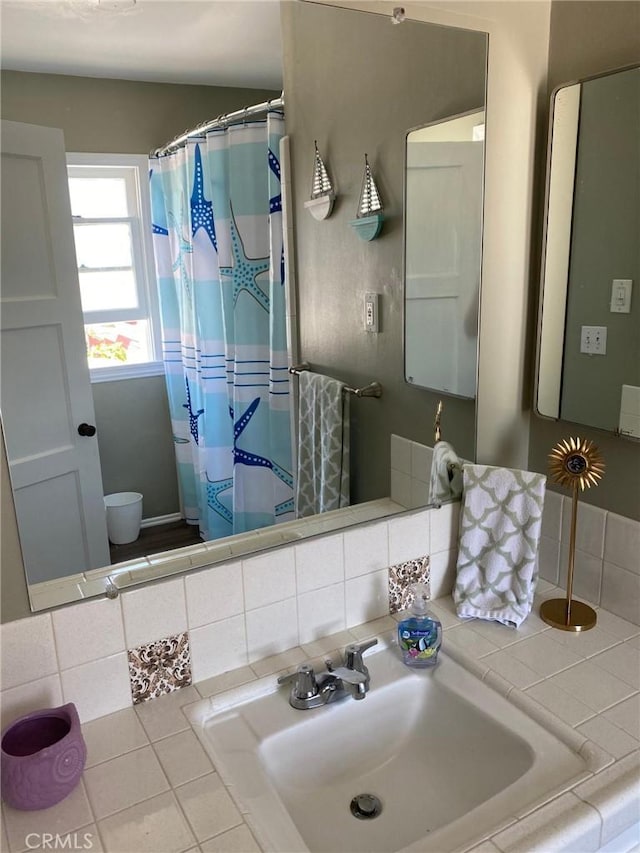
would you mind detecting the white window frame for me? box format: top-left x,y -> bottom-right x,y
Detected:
66,152 -> 164,382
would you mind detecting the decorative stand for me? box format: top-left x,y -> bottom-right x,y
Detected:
539,437 -> 605,632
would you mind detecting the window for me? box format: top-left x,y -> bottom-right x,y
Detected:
67,153 -> 162,381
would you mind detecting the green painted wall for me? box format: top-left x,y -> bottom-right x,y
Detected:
529,0 -> 640,520
560,69 -> 639,431
282,2 -> 487,503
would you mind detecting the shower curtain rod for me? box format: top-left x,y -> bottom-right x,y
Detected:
153,92 -> 284,157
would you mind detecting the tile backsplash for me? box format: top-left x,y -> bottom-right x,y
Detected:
2,462 -> 637,732
128,632 -> 192,704
392,431 -> 640,629
388,555 -> 431,614
390,434 -> 433,509
539,490 -> 640,625
1,504 -> 457,726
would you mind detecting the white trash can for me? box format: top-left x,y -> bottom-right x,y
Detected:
104,492 -> 143,545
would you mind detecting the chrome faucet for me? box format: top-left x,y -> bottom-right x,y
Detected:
277,638 -> 378,710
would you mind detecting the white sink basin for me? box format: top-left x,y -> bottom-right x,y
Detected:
186,639 -> 592,852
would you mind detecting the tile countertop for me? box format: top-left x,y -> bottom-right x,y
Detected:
1,579 -> 639,853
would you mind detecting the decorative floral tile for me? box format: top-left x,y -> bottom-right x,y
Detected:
389,556 -> 431,615
128,632 -> 192,704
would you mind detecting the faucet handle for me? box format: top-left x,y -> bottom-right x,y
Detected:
277,664 -> 318,700
329,666 -> 368,686
344,638 -> 378,670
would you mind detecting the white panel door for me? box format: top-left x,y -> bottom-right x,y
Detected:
1,120 -> 110,586
405,141 -> 484,398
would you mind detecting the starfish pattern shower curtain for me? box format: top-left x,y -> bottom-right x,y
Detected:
149,112 -> 294,541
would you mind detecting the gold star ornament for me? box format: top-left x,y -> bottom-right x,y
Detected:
541,436 -> 604,632
548,436 -> 605,491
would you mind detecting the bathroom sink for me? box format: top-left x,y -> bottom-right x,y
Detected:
186,640 -> 591,853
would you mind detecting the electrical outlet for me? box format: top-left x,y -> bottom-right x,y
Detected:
580,325 -> 607,355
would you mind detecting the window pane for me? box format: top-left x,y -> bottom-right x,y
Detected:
69,177 -> 129,218
79,270 -> 138,312
86,321 -> 152,368
73,222 -> 133,269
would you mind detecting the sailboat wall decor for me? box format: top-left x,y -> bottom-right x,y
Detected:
304,141 -> 335,221
349,153 -> 384,241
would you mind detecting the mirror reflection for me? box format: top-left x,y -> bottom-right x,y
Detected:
404,110 -> 485,398
1,1 -> 487,612
536,65 -> 639,436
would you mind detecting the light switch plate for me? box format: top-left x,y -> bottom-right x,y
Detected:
364,291 -> 379,332
610,279 -> 632,313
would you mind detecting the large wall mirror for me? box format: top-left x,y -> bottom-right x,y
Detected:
404,109 -> 485,398
536,64 -> 639,437
1,0 -> 488,614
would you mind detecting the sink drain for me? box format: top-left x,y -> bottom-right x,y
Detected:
350,793 -> 383,820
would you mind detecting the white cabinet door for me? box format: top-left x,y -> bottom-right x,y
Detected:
405,140 -> 484,399
1,120 -> 110,586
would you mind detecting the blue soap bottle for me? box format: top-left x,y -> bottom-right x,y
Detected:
397,583 -> 442,668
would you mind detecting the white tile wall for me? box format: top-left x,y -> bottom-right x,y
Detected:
388,511 -> 430,564
343,521 -> 388,579
121,577 -> 187,649
559,545 -> 604,605
242,548 -> 296,610
601,563 -> 640,626
0,612 -> 58,689
0,674 -> 63,730
561,500 -> 606,560
431,500 -> 460,555
390,433 -> 434,509
59,653 -> 132,723
185,561 -> 244,628
429,549 -> 458,600
345,568 -> 389,627
52,598 -> 125,670
390,433 -> 412,474
539,492 -> 640,625
390,468 -> 411,508
297,582 -> 346,644
0,505 -> 433,724
245,597 -> 299,663
604,512 -> 640,572
2,467 -> 638,734
189,615 -> 248,683
294,533 -> 344,592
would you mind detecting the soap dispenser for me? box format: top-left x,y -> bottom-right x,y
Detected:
397,583 -> 442,668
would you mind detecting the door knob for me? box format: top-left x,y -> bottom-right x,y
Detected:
77,423 -> 97,437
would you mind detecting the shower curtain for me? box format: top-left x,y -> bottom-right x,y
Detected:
149,112 -> 294,541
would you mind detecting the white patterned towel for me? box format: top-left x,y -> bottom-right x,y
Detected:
453,464 -> 546,627
295,371 -> 350,518
428,441 -> 463,505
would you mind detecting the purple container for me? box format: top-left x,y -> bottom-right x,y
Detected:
1,703 -> 86,810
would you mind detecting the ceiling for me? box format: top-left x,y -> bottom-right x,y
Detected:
0,0 -> 284,89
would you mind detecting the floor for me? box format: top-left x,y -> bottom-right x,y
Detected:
109,521 -> 203,563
